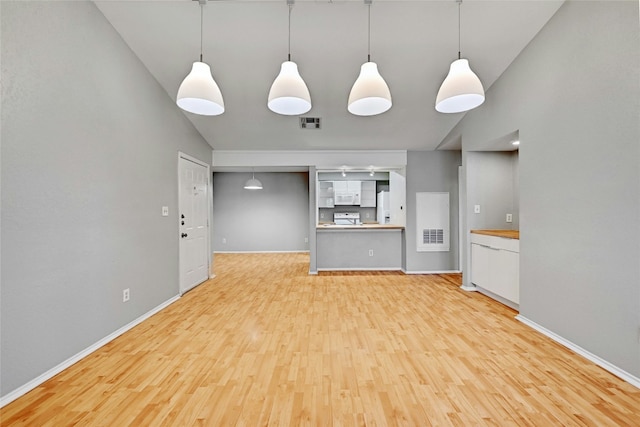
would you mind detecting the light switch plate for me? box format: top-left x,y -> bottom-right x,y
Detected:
162,206 -> 169,216
474,205 -> 481,214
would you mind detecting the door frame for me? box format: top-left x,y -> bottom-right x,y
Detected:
178,152 -> 212,295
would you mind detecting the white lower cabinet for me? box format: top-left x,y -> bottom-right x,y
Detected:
471,243 -> 490,288
471,234 -> 519,305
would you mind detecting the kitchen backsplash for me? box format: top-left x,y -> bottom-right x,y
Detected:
319,207 -> 378,223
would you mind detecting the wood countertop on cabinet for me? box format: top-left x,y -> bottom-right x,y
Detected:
317,224 -> 405,230
471,229 -> 520,239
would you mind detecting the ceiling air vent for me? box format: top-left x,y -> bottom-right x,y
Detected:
300,117 -> 321,130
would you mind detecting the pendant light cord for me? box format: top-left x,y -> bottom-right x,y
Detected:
200,2 -> 204,62
288,4 -> 292,61
367,3 -> 371,62
457,0 -> 462,60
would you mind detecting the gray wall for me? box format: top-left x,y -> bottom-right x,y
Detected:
212,172 -> 310,252
1,2 -> 212,396
466,151 -> 519,231
405,151 -> 462,272
459,1 -> 640,377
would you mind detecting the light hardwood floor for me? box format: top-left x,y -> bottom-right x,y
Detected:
2,253 -> 639,426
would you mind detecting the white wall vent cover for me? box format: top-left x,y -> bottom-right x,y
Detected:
422,229 -> 444,245
416,192 -> 450,252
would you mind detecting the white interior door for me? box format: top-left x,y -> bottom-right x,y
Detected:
179,155 -> 209,294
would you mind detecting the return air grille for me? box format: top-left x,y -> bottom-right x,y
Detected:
423,229 -> 444,245
416,192 -> 450,252
300,117 -> 321,129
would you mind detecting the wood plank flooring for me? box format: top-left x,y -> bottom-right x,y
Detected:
2,253 -> 640,426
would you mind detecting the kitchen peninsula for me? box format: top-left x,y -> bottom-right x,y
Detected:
315,170 -> 406,271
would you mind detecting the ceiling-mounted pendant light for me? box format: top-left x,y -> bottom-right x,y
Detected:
244,171 -> 263,190
268,0 -> 312,115
348,0 -> 392,116
435,0 -> 484,114
176,0 -> 225,116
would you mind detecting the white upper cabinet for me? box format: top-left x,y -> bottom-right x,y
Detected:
318,181 -> 334,208
334,180 -> 361,205
360,181 -> 376,207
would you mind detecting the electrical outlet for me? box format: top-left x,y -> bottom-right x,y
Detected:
161,206 -> 169,216
320,213 -> 324,219
304,237 -> 308,243
123,288 -> 130,302
506,213 -> 513,223
369,249 -> 374,257
474,205 -> 481,214
365,212 -> 370,219
222,237 -> 227,244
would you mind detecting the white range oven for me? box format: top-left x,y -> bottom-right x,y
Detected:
334,212 -> 360,225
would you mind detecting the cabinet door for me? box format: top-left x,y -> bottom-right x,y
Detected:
492,249 -> 519,304
348,181 -> 361,204
318,181 -> 335,208
333,181 -> 348,193
360,181 -> 376,207
347,180 -> 361,193
320,197 -> 334,208
471,243 -> 490,288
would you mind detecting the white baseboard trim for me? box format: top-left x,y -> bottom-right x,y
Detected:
460,285 -> 477,292
208,273 -> 216,280
316,267 -> 402,272
516,315 -> 640,389
214,250 -> 310,254
0,295 -> 181,408
403,270 -> 462,275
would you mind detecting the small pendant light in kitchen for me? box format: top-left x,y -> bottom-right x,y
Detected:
176,0 -> 225,116
347,0 -> 392,116
268,0 -> 312,115
435,0 -> 485,113
244,171 -> 263,190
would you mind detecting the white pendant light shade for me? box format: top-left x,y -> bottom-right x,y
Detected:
435,58 -> 485,114
348,62 -> 392,116
177,61 -> 225,116
244,172 -> 263,190
268,61 -> 312,115
243,178 -> 263,190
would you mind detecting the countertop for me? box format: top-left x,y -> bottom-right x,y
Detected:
471,229 -> 519,239
317,223 -> 405,230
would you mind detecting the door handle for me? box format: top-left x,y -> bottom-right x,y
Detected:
181,214 -> 185,219
181,233 -> 188,238
181,221 -> 185,225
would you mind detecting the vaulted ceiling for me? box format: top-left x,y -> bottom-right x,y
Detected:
96,0 -> 563,152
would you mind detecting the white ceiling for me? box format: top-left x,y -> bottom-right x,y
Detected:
96,0 -> 563,152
